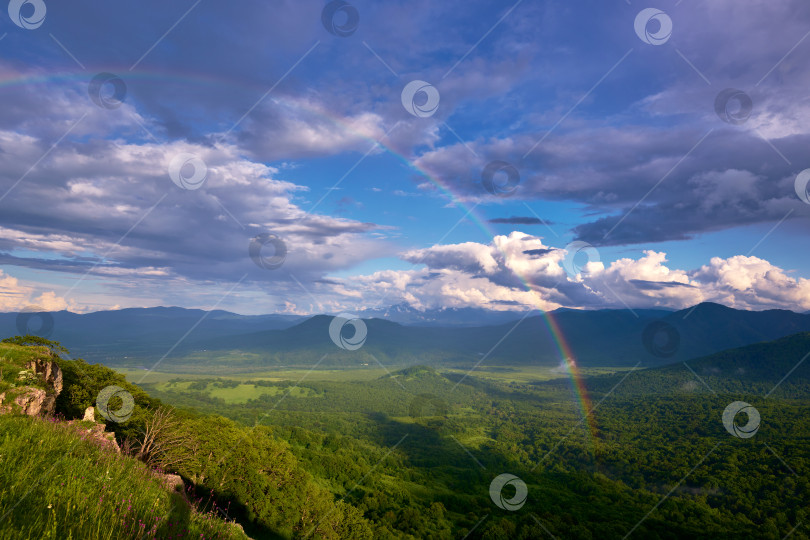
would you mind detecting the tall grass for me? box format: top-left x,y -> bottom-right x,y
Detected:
0,415 -> 247,540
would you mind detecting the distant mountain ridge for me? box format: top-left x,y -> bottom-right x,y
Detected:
2,303 -> 810,369
0,307 -> 303,361
182,302 -> 810,369
355,303 -> 537,327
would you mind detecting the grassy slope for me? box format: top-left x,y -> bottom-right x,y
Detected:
0,415 -> 247,540
0,342 -> 247,540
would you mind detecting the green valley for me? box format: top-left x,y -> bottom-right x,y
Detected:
2,329 -> 809,538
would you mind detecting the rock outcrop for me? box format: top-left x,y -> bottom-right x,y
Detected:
83,406 -> 95,422
154,472 -> 184,492
1,348 -> 123,453
25,357 -> 63,394
0,355 -> 63,417
1,387 -> 48,416
86,422 -> 121,453
25,357 -> 62,415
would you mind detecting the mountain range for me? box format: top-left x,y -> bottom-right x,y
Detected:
187,302 -> 810,368
3,302 -> 810,369
0,307 -> 300,361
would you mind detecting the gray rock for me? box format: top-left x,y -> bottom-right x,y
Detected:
24,358 -> 62,416
13,388 -> 48,416
0,357 -> 63,417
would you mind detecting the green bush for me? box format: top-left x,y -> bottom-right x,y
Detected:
157,415 -> 374,539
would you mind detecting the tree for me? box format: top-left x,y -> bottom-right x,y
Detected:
1,335 -> 69,357
135,405 -> 193,470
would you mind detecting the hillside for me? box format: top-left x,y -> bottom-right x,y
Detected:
0,338 -> 376,539
0,339 -> 247,539
0,414 -> 249,540
582,331 -> 810,397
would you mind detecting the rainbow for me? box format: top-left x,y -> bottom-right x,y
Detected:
0,66 -> 598,449
540,313 -> 598,452
366,133 -> 599,452
371,137 -> 599,451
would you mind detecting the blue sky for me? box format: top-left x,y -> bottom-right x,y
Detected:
1,0 -> 810,314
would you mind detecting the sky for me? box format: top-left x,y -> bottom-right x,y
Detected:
1,0 -> 810,315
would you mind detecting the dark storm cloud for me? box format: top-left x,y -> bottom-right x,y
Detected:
629,279 -> 698,291
489,217 -> 552,225
411,0 -> 810,246
420,121 -> 810,247
523,248 -> 555,257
